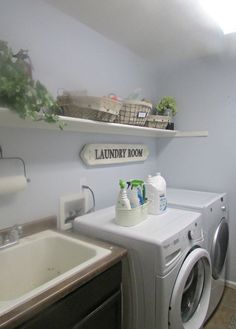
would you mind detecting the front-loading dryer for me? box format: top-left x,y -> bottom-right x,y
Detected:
167,188 -> 229,319
73,206 -> 211,329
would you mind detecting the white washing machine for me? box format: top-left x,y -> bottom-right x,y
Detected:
167,188 -> 229,319
73,206 -> 212,329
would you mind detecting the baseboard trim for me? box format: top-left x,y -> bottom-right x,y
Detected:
226,280 -> 236,289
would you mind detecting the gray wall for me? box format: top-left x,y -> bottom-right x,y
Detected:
0,0 -> 160,228
0,0 -> 158,99
1,0 -> 235,283
155,55 -> 236,281
0,127 -> 159,228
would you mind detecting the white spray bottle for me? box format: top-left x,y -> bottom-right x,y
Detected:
116,179 -> 131,210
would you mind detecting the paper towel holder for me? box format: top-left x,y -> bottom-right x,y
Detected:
0,146 -> 30,182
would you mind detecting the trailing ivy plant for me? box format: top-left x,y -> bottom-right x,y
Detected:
0,40 -> 63,128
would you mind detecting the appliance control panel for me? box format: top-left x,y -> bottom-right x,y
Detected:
160,216 -> 203,275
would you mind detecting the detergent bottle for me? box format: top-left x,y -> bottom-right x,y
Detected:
155,172 -> 167,212
146,173 -> 167,214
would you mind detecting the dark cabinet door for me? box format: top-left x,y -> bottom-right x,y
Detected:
74,291 -> 121,329
16,262 -> 122,329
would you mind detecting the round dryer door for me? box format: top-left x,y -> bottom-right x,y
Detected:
169,248 -> 211,329
211,217 -> 229,280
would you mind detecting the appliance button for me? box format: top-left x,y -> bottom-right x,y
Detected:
221,205 -> 226,211
188,230 -> 194,240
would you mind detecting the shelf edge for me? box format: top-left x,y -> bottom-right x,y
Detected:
174,130 -> 209,137
0,108 -> 208,138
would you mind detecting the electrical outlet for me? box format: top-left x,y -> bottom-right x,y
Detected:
59,193 -> 86,230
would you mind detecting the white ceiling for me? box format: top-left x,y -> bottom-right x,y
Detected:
46,0 -> 236,67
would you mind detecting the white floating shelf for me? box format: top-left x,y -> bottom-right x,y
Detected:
0,108 -> 208,138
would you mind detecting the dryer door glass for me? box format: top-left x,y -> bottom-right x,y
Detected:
211,217 -> 229,280
181,259 -> 205,322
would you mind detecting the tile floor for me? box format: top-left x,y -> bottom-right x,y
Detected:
204,287 -> 236,329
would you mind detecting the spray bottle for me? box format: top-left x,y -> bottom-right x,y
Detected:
128,179 -> 145,208
116,179 -> 131,210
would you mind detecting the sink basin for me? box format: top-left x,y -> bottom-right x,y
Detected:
0,230 -> 111,315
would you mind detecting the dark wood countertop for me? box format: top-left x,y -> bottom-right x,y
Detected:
0,217 -> 127,329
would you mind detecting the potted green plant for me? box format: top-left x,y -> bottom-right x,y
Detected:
156,96 -> 177,116
155,96 -> 177,130
0,40 -> 63,128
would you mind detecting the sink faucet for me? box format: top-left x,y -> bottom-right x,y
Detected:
0,225 -> 23,250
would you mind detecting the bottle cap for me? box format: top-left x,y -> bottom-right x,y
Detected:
119,179 -> 126,189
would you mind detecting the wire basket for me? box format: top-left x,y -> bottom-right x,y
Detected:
57,95 -> 122,123
145,115 -> 170,129
115,101 -> 152,126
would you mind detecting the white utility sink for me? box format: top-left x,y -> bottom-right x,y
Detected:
0,230 -> 111,315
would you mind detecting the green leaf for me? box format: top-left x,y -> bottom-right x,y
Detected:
0,40 -> 62,129
156,96 -> 177,116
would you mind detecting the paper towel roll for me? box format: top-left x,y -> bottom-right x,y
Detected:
0,176 -> 27,195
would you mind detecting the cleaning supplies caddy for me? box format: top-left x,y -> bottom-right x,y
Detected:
146,172 -> 167,215
115,179 -> 148,227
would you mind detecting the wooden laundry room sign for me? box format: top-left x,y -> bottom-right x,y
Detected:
80,144 -> 149,166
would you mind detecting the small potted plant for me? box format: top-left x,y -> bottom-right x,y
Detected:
145,96 -> 177,130
0,40 -> 63,128
156,96 -> 177,130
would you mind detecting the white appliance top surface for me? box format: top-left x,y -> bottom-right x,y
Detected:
74,206 -> 201,245
167,188 -> 225,209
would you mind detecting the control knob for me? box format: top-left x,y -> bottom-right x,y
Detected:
188,230 -> 195,240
